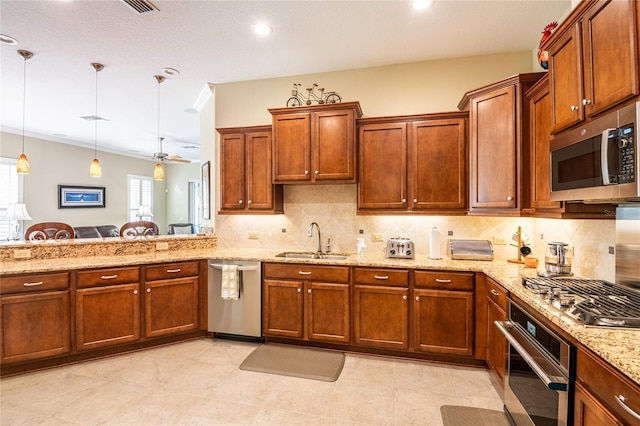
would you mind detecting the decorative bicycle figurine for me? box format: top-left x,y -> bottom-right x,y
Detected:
286,83 -> 342,107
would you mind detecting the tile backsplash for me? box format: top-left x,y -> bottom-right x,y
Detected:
215,185 -> 615,281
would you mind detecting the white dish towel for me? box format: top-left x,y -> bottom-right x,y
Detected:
221,264 -> 240,300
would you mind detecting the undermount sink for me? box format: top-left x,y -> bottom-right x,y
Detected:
276,251 -> 349,260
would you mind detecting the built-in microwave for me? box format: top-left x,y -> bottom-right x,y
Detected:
550,101 -> 639,203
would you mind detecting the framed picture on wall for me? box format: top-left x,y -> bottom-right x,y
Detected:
202,161 -> 210,219
58,185 -> 106,208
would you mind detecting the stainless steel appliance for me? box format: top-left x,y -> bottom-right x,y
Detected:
208,260 -> 262,340
616,205 -> 640,291
550,101 -> 639,203
540,242 -> 573,278
496,301 -> 575,426
385,237 -> 414,259
448,239 -> 494,261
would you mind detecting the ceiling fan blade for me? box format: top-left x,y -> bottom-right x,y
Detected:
167,155 -> 191,163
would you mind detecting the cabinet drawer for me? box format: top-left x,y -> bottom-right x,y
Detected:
1,272 -> 70,294
414,270 -> 474,290
354,268 -> 409,287
77,267 -> 140,288
577,347 -> 640,425
145,262 -> 199,281
486,278 -> 508,311
264,263 -> 349,283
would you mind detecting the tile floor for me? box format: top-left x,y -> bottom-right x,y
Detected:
1,338 -> 505,425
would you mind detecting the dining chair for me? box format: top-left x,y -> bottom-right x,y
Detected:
25,222 -> 74,241
119,221 -> 159,238
167,223 -> 194,235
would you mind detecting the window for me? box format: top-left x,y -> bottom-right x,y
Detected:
127,174 -> 153,221
0,158 -> 24,240
189,179 -> 201,232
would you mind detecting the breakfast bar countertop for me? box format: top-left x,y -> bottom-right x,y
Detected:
1,246 -> 638,387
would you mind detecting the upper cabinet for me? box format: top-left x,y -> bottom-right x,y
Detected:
268,102 -> 362,184
546,0 -> 639,133
459,73 -> 545,216
217,125 -> 283,214
357,112 -> 468,214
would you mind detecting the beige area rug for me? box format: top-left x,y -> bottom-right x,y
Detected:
239,344 -> 345,382
440,405 -> 510,426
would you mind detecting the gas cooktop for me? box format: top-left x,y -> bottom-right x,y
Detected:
522,277 -> 640,328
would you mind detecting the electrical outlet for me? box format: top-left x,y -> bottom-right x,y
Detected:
493,236 -> 507,245
281,228 -> 287,233
358,229 -> 364,234
448,231 -> 453,236
156,242 -> 169,251
14,249 -> 31,259
248,231 -> 259,240
371,233 -> 384,242
609,246 -> 615,255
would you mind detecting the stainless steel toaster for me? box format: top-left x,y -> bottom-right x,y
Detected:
386,237 -> 414,259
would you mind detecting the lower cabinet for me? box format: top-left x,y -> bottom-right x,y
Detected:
353,268 -> 409,350
574,382 -> 623,426
413,270 -> 474,356
0,272 -> 71,364
485,277 -> 508,387
263,263 -> 350,344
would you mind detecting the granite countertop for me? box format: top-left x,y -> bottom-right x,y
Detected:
2,247 -> 638,386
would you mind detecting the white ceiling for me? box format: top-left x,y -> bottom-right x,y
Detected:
0,0 -> 570,163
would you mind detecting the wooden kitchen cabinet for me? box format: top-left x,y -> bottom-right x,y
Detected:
144,262 -> 199,338
353,268 -> 409,350
459,73 -> 545,215
413,270 -> 474,356
357,112 -> 467,214
574,382 -> 623,426
546,0 -> 639,133
218,125 -> 283,214
0,272 -> 71,364
262,263 -> 350,343
76,267 -> 141,351
269,102 -> 362,184
485,277 -> 508,387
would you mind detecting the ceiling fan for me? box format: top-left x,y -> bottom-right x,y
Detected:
152,136 -> 191,164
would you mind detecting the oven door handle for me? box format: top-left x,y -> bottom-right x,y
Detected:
495,321 -> 568,392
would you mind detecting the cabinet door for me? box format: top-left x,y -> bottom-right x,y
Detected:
410,118 -> 466,211
1,291 -> 71,363
312,109 -> 356,182
145,277 -> 199,338
306,282 -> 350,343
469,85 -> 517,209
582,0 -> 638,118
413,289 -> 474,356
549,24 -> 583,133
263,279 -> 304,338
220,132 -> 246,210
486,298 -> 507,386
272,113 -> 311,182
358,122 -> 407,210
353,285 -> 408,349
574,382 -> 624,426
246,131 -> 275,210
76,283 -> 140,351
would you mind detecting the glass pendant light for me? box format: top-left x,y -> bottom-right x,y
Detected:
153,162 -> 164,181
153,74 -> 166,181
89,62 -> 104,177
16,50 -> 33,174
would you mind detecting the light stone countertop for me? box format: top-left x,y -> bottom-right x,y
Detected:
1,246 -> 638,386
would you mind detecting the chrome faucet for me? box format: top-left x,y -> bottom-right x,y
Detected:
307,222 -> 322,253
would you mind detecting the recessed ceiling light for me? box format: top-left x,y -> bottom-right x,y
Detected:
253,22 -> 272,36
0,34 -> 19,45
162,67 -> 180,76
412,0 -> 434,10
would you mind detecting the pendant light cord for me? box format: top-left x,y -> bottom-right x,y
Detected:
21,55 -> 27,152
94,66 -> 98,158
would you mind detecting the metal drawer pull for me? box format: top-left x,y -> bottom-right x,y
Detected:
490,289 -> 500,296
374,275 -> 389,280
166,269 -> 181,273
23,281 -> 44,287
134,290 -> 138,295
308,289 -> 311,293
436,279 -> 452,283
415,296 -> 420,301
101,275 -> 118,280
616,395 -> 640,420
147,288 -> 151,293
402,295 -> 407,300
298,271 -> 312,275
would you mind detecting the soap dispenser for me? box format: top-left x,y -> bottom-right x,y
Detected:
356,238 -> 366,256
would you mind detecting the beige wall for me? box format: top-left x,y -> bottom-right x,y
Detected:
210,51 -> 615,282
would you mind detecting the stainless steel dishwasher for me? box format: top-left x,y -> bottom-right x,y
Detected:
208,259 -> 262,341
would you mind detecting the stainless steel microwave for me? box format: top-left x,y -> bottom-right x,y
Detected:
550,101 -> 639,203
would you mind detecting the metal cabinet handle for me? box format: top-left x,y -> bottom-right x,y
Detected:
134,290 -> 138,295
415,296 -> 420,301
239,200 -> 243,204
413,198 -> 417,203
101,275 -> 118,280
490,289 -> 500,296
401,198 -> 406,203
247,200 -> 252,204
23,281 -> 44,287
507,196 -> 513,201
616,395 -> 640,420
374,275 -> 389,280
402,295 -> 407,301
308,289 -> 311,293
570,105 -> 579,111
305,170 -> 309,175
147,288 -> 151,293
314,170 -> 319,174
166,268 -> 181,273
436,279 -> 452,283
582,99 -> 592,106
298,271 -> 312,275
297,288 -> 301,293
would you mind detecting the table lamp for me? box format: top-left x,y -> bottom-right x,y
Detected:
2,203 -> 32,241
